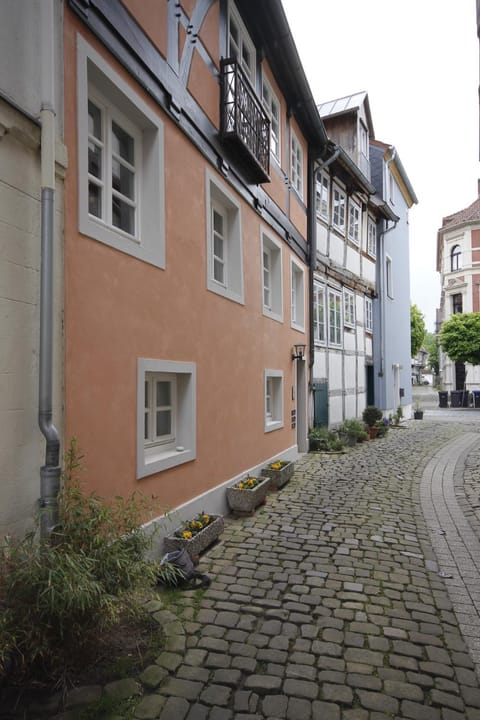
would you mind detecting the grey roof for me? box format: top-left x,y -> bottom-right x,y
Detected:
318,91 -> 374,137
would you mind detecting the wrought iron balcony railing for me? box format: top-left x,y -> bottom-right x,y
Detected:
220,58 -> 270,183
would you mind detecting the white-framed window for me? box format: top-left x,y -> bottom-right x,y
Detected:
313,280 -> 325,344
365,296 -> 373,332
367,217 -> 377,257
291,132 -> 303,199
290,257 -> 305,331
386,255 -> 393,298
77,35 -> 165,268
348,199 -> 361,245
450,244 -> 462,272
137,359 -> 196,478
228,2 -> 256,83
261,230 -> 283,322
332,184 -> 346,234
344,289 -> 355,328
262,75 -> 281,163
328,288 -> 342,346
206,171 -> 244,304
315,172 -> 329,221
388,170 -> 395,205
264,369 -> 284,432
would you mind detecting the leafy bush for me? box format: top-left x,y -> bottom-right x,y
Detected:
362,406 -> 382,428
0,438 -> 161,684
308,427 -> 345,452
339,418 -> 368,441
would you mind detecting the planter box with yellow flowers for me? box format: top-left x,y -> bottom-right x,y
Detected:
261,459 -> 295,490
226,475 -> 271,516
163,512 -> 224,558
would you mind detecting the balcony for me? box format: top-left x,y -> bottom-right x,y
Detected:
220,58 -> 270,183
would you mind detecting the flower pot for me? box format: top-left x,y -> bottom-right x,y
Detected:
227,476 -> 270,516
368,426 -> 378,439
163,515 -> 224,558
261,460 -> 295,490
414,410 -> 424,420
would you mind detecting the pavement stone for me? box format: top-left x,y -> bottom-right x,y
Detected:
11,411 -> 480,719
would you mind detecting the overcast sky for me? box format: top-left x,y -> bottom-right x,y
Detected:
282,0 -> 479,333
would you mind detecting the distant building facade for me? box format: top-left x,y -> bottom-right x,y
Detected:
437,191 -> 480,391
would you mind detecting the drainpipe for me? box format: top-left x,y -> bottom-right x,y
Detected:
377,219 -> 397,383
38,0 -> 61,541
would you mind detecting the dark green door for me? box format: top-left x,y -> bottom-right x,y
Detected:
313,381 -> 328,427
366,365 -> 374,406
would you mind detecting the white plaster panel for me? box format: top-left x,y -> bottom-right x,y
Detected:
328,351 -> 343,389
316,222 -> 328,256
329,234 -> 344,265
329,396 -> 343,425
363,258 -> 375,284
343,330 -> 356,352
344,354 -> 357,388
313,349 -> 327,379
344,394 -> 356,419
346,245 -> 360,275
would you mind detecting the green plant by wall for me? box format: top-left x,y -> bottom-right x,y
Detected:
362,406 -> 382,428
0,438 -> 161,685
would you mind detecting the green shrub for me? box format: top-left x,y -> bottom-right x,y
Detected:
339,418 -> 368,441
308,427 -> 345,452
362,406 -> 382,428
0,438 -> 161,684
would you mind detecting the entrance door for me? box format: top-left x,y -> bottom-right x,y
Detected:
312,380 -> 328,427
296,359 -> 307,452
455,361 -> 466,390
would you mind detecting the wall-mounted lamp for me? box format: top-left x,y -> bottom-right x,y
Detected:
292,344 -> 306,361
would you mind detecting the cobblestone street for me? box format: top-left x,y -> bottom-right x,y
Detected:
136,413 -> 480,720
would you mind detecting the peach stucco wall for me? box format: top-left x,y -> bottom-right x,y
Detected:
121,0 -> 168,60
63,14 -> 307,512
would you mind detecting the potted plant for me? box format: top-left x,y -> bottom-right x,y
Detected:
226,475 -> 270,516
163,511 -> 224,557
339,418 -> 368,445
413,401 -> 424,420
261,459 -> 295,489
375,417 -> 390,437
308,427 -> 345,453
362,406 -> 383,439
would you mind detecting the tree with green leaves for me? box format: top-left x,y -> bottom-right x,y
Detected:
439,312 -> 480,367
410,304 -> 426,358
424,331 -> 439,376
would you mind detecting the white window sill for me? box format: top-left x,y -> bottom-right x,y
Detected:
138,446 -> 195,479
263,307 -> 283,323
265,420 -> 283,433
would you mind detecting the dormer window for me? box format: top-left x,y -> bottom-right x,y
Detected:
228,2 -> 255,84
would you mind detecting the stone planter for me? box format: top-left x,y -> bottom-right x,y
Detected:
226,476 -> 271,516
163,515 -> 224,558
261,460 -> 295,490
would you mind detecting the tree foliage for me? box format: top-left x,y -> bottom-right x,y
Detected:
439,312 -> 480,366
424,331 -> 439,375
410,304 -> 426,357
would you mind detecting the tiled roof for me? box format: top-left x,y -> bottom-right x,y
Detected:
441,197 -> 480,229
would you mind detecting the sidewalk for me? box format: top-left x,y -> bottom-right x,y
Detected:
137,417 -> 480,720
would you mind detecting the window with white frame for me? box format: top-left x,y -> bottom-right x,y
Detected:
386,255 -> 393,298
332,184 -> 346,234
264,370 -> 284,432
367,217 -> 377,257
137,359 -> 196,478
77,36 -> 165,268
450,244 -> 462,271
261,230 -> 283,322
344,289 -> 355,328
365,296 -> 373,332
206,171 -> 244,304
313,280 -> 325,343
228,2 -> 256,83
348,199 -> 361,245
389,170 -> 395,205
315,172 -> 329,221
291,132 -> 303,198
262,75 -> 281,163
290,258 -> 305,331
328,288 -> 342,346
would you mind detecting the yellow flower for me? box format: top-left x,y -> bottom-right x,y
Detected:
182,531 -> 192,539
271,462 -> 282,470
203,515 -> 210,523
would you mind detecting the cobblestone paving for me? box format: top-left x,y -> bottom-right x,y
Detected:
134,418 -> 480,720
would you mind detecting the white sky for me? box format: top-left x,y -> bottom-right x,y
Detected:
282,0 -> 480,332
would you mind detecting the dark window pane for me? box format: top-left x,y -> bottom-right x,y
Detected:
88,182 -> 102,217
112,122 -> 134,164
112,197 -> 134,235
